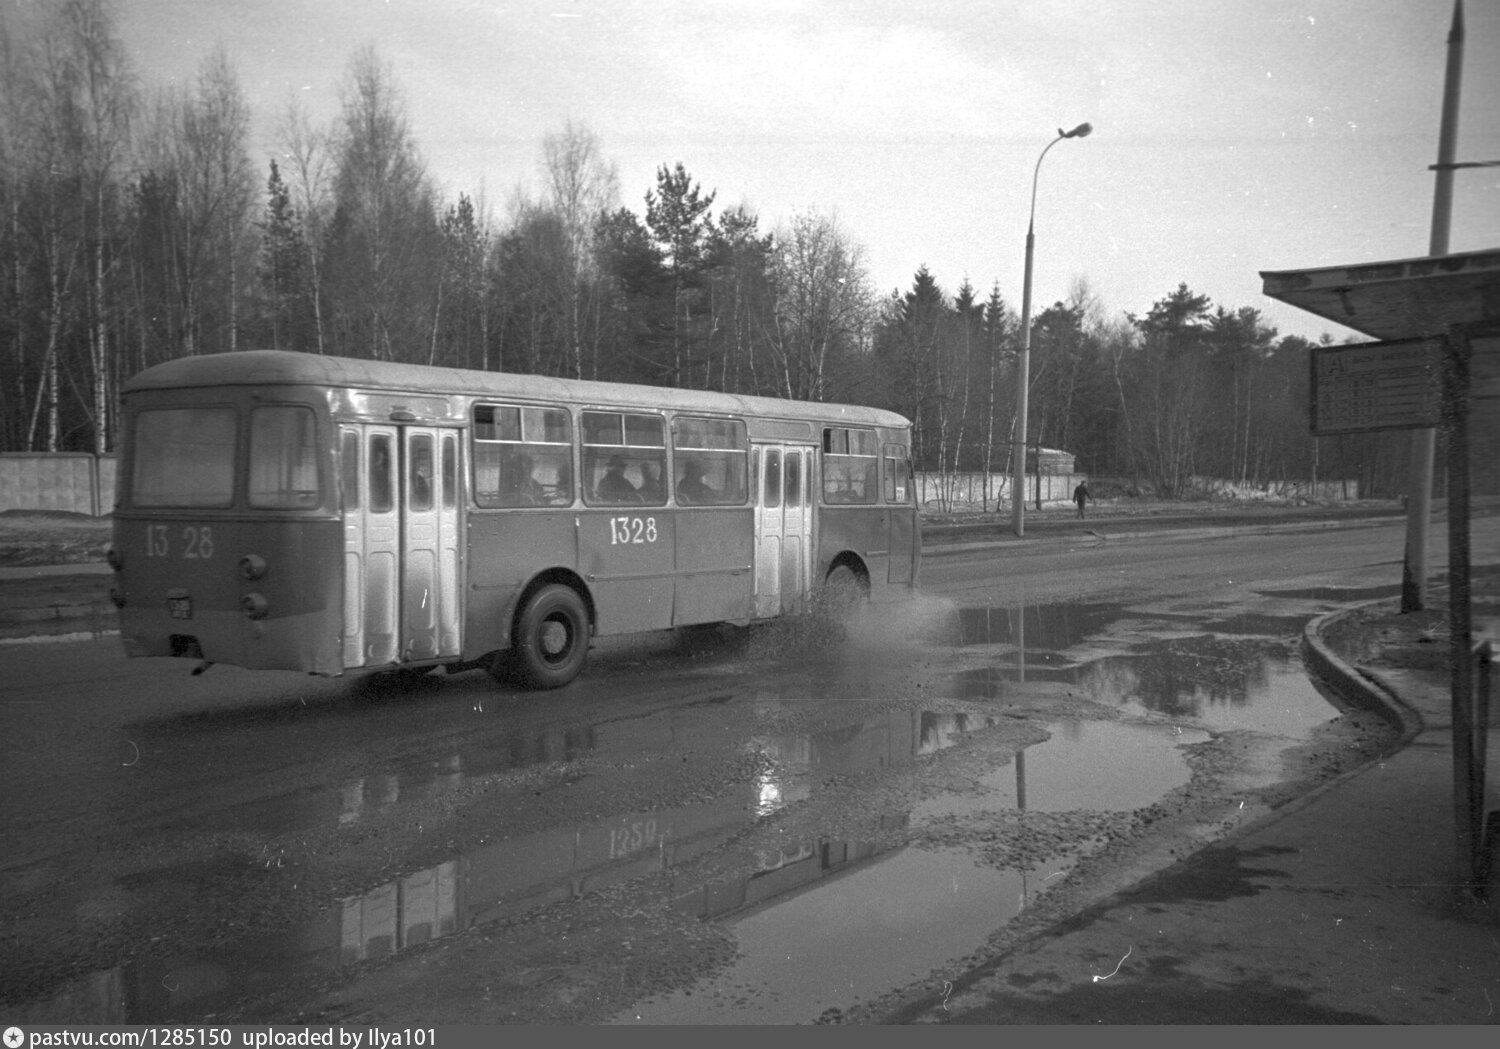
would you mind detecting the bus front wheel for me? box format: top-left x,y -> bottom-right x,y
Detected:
512,583 -> 589,689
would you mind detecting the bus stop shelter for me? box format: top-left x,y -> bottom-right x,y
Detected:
1262,246 -> 1500,898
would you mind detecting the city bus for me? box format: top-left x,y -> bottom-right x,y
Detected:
109,351 -> 920,688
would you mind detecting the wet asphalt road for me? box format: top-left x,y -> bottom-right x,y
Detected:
3,515 -> 1496,1022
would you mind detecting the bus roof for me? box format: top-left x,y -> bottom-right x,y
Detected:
123,351 -> 911,431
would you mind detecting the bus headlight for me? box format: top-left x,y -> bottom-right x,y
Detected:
239,554 -> 268,580
241,593 -> 269,620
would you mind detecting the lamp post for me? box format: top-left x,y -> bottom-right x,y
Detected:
1011,122 -> 1092,536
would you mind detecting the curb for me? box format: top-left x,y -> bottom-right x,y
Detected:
921,514 -> 1402,557
1300,598 -> 1424,745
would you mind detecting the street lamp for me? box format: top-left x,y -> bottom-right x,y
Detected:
1011,121 -> 1092,536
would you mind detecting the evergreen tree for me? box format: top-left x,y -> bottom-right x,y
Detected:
644,162 -> 715,386
255,159 -> 306,351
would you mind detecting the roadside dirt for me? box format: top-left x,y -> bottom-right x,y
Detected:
0,511 -> 112,567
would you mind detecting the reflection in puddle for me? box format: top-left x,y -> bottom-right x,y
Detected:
212,725 -> 599,833
957,602 -> 1124,648
915,720 -> 1206,821
622,846 -> 1035,1025
15,709 -> 1008,1023
749,711 -> 1005,815
953,638 -> 1337,741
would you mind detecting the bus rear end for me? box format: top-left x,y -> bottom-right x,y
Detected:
110,377 -> 345,675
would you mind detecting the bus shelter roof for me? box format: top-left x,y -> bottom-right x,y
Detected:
1260,247 -> 1500,342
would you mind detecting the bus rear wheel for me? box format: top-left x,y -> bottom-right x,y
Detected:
822,563 -> 868,617
512,583 -> 589,689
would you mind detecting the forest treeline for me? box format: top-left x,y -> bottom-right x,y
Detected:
3,0 -> 1468,501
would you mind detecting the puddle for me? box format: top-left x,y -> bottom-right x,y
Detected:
207,724 -> 600,833
914,719 -> 1206,821
619,846 -> 1042,1024
952,635 -> 1337,741
15,705 -> 1019,1023
957,602 -> 1125,648
747,710 -> 1006,814
12,593 -> 1343,1024
1088,650 -> 1338,736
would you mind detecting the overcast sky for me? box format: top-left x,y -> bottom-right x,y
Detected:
108,0 -> 1500,343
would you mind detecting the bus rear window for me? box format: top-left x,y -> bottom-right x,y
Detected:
249,406 -> 321,508
130,407 -> 235,508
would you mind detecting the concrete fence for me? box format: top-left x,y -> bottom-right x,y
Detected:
916,470 -> 1080,510
0,454 -> 117,516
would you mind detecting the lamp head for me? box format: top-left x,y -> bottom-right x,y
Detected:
1062,122 -> 1093,139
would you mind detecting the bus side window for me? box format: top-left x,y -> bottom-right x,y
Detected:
671,416 -> 747,506
341,430 -> 360,511
582,410 -> 665,507
472,404 -> 573,508
883,445 -> 911,503
821,427 -> 878,504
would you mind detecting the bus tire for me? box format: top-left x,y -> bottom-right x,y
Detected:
822,563 -> 868,617
512,583 -> 589,689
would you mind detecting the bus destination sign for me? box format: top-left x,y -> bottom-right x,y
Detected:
1310,338 -> 1440,436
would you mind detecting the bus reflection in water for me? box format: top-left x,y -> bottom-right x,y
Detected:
110,351 -> 921,688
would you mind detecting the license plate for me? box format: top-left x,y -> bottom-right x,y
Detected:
168,596 -> 193,620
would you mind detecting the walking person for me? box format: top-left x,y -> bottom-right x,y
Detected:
1073,480 -> 1091,519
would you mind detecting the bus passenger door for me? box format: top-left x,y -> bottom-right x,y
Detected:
753,444 -> 814,617
399,427 -> 462,662
341,425 -> 462,668
343,425 -> 400,667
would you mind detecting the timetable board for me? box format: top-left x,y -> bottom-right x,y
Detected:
1310,338 -> 1440,435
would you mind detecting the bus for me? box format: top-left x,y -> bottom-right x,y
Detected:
109,351 -> 921,688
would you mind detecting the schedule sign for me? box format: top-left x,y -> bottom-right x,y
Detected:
1310,338 -> 1440,435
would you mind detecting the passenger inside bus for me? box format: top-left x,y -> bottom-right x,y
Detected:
597,455 -> 641,503
508,453 -> 547,504
640,461 -> 665,503
675,458 -> 717,504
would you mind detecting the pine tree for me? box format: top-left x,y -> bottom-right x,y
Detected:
256,159 -> 306,351
645,162 -> 715,386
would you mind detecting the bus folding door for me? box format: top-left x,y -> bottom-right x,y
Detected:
753,444 -> 814,617
342,425 -> 462,669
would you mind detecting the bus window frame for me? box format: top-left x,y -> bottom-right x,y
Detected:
247,403 -> 324,510
671,415 -> 748,507
821,426 -> 879,505
128,403 -> 239,510
883,443 -> 914,504
581,409 -> 668,507
471,402 -> 575,509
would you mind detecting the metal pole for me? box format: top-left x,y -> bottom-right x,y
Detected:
1011,124 -> 1090,536
1011,219 -> 1037,536
1402,0 -> 1464,613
